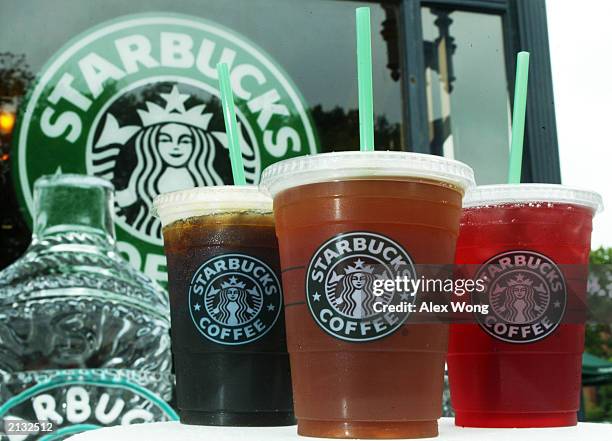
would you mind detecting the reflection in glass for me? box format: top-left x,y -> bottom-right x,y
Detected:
0,54 -> 33,268
0,0 -> 405,271
422,7 -> 511,184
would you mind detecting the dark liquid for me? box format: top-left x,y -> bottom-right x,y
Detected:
274,179 -> 463,439
162,212 -> 294,426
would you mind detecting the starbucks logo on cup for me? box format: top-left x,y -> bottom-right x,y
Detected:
474,250 -> 567,344
189,254 -> 282,345
306,232 -> 417,342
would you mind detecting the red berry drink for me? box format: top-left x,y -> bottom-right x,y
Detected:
448,184 -> 602,427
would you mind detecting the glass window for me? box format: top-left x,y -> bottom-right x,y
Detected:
0,0 -> 404,153
0,0 -> 403,279
422,6 -> 511,184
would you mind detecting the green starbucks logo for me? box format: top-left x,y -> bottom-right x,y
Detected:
307,232 -> 417,342
189,253 -> 282,345
13,13 -> 319,282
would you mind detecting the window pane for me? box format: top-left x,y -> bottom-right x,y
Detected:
0,0 -> 403,279
422,7 -> 511,184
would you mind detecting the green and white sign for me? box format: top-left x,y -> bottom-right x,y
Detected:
13,13 -> 319,284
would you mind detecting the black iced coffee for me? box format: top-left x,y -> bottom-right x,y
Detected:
154,186 -> 294,426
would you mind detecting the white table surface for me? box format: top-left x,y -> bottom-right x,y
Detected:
67,417 -> 612,441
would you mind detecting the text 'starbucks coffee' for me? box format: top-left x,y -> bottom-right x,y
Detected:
473,250 -> 567,343
153,186 -> 293,426
448,184 -> 603,428
188,253 -> 282,345
13,13 -> 319,285
261,151 -> 475,439
307,232 -> 417,342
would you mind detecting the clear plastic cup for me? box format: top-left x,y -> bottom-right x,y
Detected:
153,186 -> 294,426
260,151 -> 474,439
449,184 -> 603,428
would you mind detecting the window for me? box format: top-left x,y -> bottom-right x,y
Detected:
422,6 -> 510,184
0,0 -> 562,274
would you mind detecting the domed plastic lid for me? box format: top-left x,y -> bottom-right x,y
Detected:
153,185 -> 272,227
259,151 -> 475,197
463,184 -> 604,213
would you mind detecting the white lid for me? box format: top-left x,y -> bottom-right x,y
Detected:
152,185 -> 272,227
463,184 -> 604,213
259,151 -> 475,197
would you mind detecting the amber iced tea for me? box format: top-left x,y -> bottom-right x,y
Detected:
261,152 -> 474,438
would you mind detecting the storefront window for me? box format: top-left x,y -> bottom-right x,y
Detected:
0,0 -> 403,277
422,6 -> 511,184
0,0 -> 404,153
0,0 -> 563,275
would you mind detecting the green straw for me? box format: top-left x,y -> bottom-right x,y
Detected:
356,7 -> 375,152
507,51 -> 530,184
217,62 -> 246,186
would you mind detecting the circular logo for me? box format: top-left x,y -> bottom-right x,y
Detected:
0,370 -> 177,438
13,13 -> 319,283
189,253 -> 282,345
306,232 -> 417,342
87,79 -> 262,243
473,250 -> 567,343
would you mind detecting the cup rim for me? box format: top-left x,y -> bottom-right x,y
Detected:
152,185 -> 272,228
259,151 -> 475,197
463,183 -> 604,213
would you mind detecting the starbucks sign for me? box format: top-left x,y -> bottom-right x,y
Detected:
13,13 -> 319,283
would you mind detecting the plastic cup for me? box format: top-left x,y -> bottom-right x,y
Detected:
260,151 -> 475,439
153,186 -> 294,426
448,184 -> 603,428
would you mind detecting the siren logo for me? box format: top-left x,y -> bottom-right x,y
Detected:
474,250 -> 567,343
13,13 -> 319,283
188,254 -> 282,345
307,232 -> 417,342
89,83 -> 259,241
